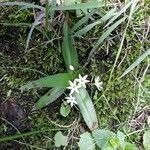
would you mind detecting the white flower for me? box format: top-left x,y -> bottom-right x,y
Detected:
67,80 -> 80,94
69,65 -> 74,71
94,76 -> 103,91
65,95 -> 77,107
75,74 -> 90,88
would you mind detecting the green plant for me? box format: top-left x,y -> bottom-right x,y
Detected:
1,0 -> 146,149
20,20 -> 99,130
78,130 -> 137,150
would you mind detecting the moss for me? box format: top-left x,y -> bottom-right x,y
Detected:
0,1 -> 150,149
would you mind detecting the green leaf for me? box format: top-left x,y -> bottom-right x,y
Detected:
73,87 -> 98,130
117,131 -> 125,145
60,103 -> 70,117
0,129 -> 60,142
143,130 -> 150,150
64,0 -> 77,6
52,2 -> 111,11
54,131 -> 68,147
120,49 -> 150,78
26,21 -> 41,50
1,22 -> 48,39
147,116 -> 150,127
124,142 -> 137,150
74,8 -> 115,37
20,73 -> 71,90
62,21 -> 79,71
35,88 -> 65,109
105,0 -> 133,27
0,2 -> 44,10
92,129 -> 117,149
78,132 -> 95,150
87,16 -> 127,62
72,10 -> 96,32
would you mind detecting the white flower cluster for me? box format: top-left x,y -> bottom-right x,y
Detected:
66,74 -> 90,107
65,66 -> 103,107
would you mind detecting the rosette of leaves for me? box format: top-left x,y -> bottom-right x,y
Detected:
21,21 -> 98,130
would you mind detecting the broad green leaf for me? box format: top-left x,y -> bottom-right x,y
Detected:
54,131 -> 68,147
60,103 -> 70,117
35,88 -> 65,109
0,2 -> 44,10
51,2 -> 111,11
62,21 -> 79,71
120,49 -> 150,78
147,116 -> 150,127
87,16 -> 127,63
124,142 -> 137,150
20,73 -> 71,90
78,132 -> 95,150
73,87 -> 98,130
92,129 -> 117,149
117,131 -> 125,145
143,130 -> 150,150
74,8 -> 115,37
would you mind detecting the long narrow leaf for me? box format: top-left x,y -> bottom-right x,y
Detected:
1,22 -> 48,40
26,21 -> 41,50
35,88 -> 65,109
73,87 -> 98,130
0,129 -> 59,142
0,2 -> 44,10
26,11 -> 45,50
20,73 -> 71,90
52,1 -> 111,10
50,0 -> 57,21
62,21 -> 79,71
74,8 -> 116,37
87,16 -> 127,63
105,0 -> 133,27
72,10 -> 96,32
106,0 -> 139,90
120,50 -> 150,78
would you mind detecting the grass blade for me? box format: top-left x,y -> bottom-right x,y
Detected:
105,0 -> 133,27
35,88 -> 65,109
0,2 -> 44,10
0,129 -> 60,142
120,50 -> 150,78
25,21 -> 41,50
25,11 -> 45,50
52,1 -> 111,10
50,0 -> 57,21
74,8 -> 116,37
62,21 -> 79,71
45,0 -> 49,34
87,16 -> 127,63
20,73 -> 72,90
1,22 -> 48,41
71,10 -> 96,32
106,0 -> 139,90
